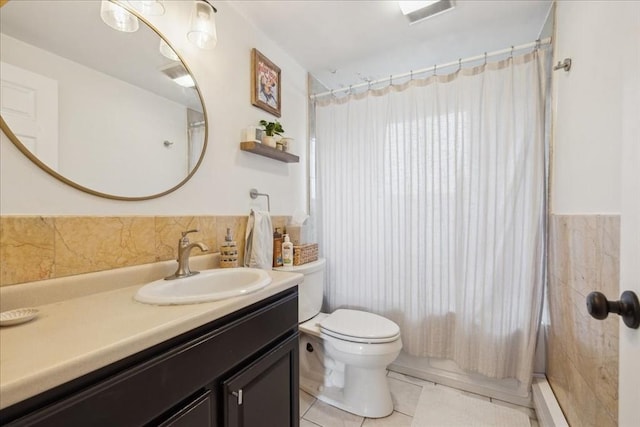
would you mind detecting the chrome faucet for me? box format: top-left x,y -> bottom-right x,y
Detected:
165,229 -> 209,280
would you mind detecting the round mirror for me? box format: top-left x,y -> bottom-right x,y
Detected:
0,0 -> 207,200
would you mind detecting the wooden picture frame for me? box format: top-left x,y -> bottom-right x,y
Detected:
251,48 -> 281,117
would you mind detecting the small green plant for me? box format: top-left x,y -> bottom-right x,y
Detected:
259,120 -> 284,137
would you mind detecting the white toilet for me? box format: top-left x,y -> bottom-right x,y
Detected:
277,258 -> 402,418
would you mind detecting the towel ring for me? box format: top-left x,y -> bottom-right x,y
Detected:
249,188 -> 270,212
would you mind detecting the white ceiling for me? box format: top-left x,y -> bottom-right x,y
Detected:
230,0 -> 553,92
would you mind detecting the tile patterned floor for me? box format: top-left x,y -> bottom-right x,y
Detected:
299,371 -> 538,427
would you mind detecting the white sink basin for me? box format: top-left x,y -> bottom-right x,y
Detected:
134,268 -> 272,305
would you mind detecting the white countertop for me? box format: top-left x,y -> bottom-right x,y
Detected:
0,264 -> 302,410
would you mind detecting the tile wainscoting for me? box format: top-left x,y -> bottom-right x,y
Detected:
547,214 -> 619,427
0,215 -> 288,287
0,212 -> 622,426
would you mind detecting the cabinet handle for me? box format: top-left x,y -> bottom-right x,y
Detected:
232,389 -> 243,405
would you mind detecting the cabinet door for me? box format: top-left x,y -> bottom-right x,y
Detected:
157,390 -> 212,427
224,333 -> 299,427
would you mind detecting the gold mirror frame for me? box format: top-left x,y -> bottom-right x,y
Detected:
0,0 -> 208,201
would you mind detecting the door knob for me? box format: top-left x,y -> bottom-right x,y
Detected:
586,290 -> 640,329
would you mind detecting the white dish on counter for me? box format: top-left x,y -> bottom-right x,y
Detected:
0,308 -> 39,326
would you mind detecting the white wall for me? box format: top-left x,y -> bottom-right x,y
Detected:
0,0 -> 308,215
551,1 -> 625,214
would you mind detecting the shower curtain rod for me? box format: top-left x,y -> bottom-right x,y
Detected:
311,37 -> 552,99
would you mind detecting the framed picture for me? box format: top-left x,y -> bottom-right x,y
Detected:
251,48 -> 281,117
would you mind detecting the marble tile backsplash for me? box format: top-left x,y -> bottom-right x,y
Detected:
547,214 -> 619,427
0,215 -> 288,287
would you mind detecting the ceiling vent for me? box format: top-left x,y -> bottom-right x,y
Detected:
160,63 -> 195,88
399,0 -> 455,25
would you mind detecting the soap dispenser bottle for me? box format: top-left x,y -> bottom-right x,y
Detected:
282,234 -> 293,268
220,228 -> 238,268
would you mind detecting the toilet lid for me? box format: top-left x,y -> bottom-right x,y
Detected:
320,309 -> 400,344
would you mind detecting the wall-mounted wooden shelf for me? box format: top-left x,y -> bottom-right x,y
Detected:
240,141 -> 299,163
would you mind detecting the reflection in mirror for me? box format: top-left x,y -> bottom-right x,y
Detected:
0,0 -> 207,200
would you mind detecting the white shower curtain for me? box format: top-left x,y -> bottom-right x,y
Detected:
188,124 -> 205,172
314,49 -> 549,384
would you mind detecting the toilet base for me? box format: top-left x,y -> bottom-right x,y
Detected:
301,367 -> 394,418
299,334 -> 396,418
345,365 -> 394,417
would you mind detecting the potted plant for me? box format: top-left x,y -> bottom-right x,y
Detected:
259,120 -> 284,148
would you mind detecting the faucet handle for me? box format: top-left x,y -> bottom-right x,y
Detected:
180,229 -> 199,244
181,229 -> 199,238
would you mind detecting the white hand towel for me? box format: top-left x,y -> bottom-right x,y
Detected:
244,209 -> 273,270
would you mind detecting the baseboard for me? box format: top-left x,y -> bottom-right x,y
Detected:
532,375 -> 569,427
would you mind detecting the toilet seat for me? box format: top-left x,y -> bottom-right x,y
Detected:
320,309 -> 400,344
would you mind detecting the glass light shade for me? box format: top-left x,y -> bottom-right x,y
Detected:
100,0 -> 139,32
128,0 -> 165,16
159,38 -> 179,61
187,1 -> 217,50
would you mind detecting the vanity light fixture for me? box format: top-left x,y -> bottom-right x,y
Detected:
100,0 -> 140,33
398,0 -> 454,24
187,0 -> 218,50
128,0 -> 165,16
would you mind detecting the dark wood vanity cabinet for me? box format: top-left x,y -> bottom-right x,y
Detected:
0,288 -> 299,427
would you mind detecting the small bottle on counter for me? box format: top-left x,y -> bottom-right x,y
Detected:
220,228 -> 238,268
282,234 -> 293,268
273,228 -> 283,267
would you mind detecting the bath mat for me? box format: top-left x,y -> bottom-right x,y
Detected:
411,385 -> 530,427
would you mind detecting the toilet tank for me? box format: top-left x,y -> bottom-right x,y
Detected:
275,258 -> 325,322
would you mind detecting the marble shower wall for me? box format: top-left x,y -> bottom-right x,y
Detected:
0,215 -> 288,287
547,214 -> 619,427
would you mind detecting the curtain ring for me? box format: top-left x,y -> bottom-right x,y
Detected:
458,58 -> 462,71
330,89 -> 335,98
348,85 -> 352,95
410,70 -> 413,80
510,45 -> 514,59
484,52 -> 488,66
432,64 -> 437,76
535,39 -> 541,50
389,75 -> 393,86
368,80 -> 372,90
